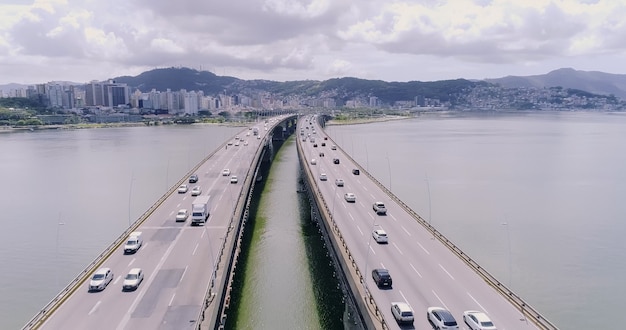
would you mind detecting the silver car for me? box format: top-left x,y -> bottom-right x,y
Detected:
89,267 -> 114,292
175,209 -> 189,222
122,268 -> 144,291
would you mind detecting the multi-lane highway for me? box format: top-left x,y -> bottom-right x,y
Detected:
37,120 -> 279,330
299,115 -> 547,330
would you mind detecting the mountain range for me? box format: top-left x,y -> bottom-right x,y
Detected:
3,67 -> 626,101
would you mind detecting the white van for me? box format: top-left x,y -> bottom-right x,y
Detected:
123,231 -> 143,254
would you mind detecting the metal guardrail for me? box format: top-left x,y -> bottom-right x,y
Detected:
22,131 -> 239,330
296,121 -> 388,330
325,124 -> 559,330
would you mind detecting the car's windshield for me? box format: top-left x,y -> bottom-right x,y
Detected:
125,274 -> 137,280
92,274 -> 104,280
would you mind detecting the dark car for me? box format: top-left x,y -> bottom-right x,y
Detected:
333,158 -> 340,164
372,268 -> 392,288
189,174 -> 199,183
352,169 -> 360,175
313,144 -> 318,147
324,137 -> 328,140
321,142 -> 326,146
319,152 -> 325,157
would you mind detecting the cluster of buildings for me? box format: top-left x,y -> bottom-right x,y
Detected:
2,80 -> 625,117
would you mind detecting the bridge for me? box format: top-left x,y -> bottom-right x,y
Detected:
22,114 -> 557,330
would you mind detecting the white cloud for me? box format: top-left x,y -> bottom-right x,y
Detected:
1,0 -> 626,84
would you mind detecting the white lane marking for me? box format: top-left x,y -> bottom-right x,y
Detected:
399,290 -> 410,304
356,225 -> 364,236
439,264 -> 455,280
128,258 -> 136,267
180,266 -> 188,283
201,228 -> 207,239
432,290 -> 451,310
370,245 -> 376,255
192,243 -> 199,256
116,221 -> 186,330
342,202 -> 347,209
368,213 -> 375,220
392,242 -> 404,255
169,210 -> 174,216
467,292 -> 489,314
183,196 -> 187,201
359,201 -> 366,208
390,214 -> 398,222
410,263 -> 423,278
349,213 -> 355,222
168,293 -> 176,306
88,301 -> 101,316
417,241 -> 430,255
113,276 -> 122,285
370,194 -> 376,200
362,185 -> 368,191
176,203 -> 181,208
401,225 -> 411,236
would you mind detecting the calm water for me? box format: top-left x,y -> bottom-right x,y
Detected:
326,111 -> 626,329
226,137 -> 344,329
3,112 -> 625,329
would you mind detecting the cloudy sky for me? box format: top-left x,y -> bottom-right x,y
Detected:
1,0 -> 625,85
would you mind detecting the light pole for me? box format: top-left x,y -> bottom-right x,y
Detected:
362,215 -> 377,303
501,222 -> 512,288
165,158 -> 170,191
55,219 -> 65,290
425,174 -> 433,239
385,152 -> 392,192
128,171 -> 134,228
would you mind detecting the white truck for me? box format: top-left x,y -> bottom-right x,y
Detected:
191,195 -> 211,225
123,231 -> 143,254
253,127 -> 259,136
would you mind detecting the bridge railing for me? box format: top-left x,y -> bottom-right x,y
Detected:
296,120 -> 388,330
325,124 -> 558,330
22,132 -> 235,330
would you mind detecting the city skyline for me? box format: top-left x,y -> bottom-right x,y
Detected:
1,1 -> 626,85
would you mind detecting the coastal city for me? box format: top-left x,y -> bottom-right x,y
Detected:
1,72 -> 625,126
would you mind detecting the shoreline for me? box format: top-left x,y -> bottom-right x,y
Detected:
325,115 -> 412,126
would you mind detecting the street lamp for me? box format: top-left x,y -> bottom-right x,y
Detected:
128,171 -> 134,227
385,152 -> 392,192
425,174 -> 433,239
501,222 -> 512,288
55,220 -> 65,290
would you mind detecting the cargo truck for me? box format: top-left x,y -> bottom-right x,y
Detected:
253,127 -> 259,136
191,195 -> 211,225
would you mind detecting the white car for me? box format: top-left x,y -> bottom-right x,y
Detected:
372,229 -> 388,243
243,141 -> 248,146
344,193 -> 356,203
89,267 -> 114,292
320,173 -> 327,181
230,175 -> 238,184
175,209 -> 189,222
373,201 -> 387,215
428,307 -> 459,329
234,141 -> 240,146
310,158 -> 317,165
222,169 -> 231,176
122,268 -> 144,291
335,179 -> 344,187
463,311 -> 497,330
177,184 -> 188,193
390,302 -> 414,325
191,186 -> 202,196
